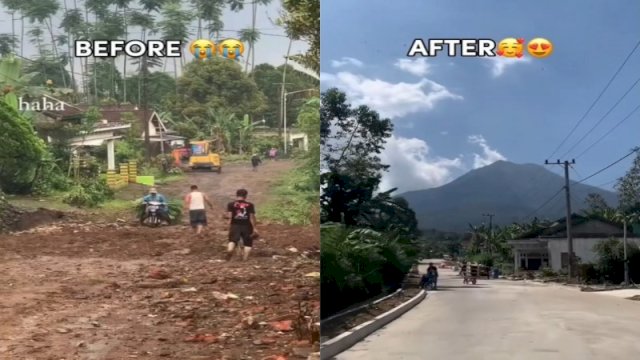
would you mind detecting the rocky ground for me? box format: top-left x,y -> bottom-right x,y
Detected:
0,161 -> 320,359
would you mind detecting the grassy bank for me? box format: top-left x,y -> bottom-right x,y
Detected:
261,167 -> 318,226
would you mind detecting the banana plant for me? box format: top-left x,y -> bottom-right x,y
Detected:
0,55 -> 73,112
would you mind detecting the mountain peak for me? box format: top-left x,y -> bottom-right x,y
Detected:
402,161 -> 617,232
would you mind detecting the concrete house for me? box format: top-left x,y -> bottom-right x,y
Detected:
508,214 -> 640,272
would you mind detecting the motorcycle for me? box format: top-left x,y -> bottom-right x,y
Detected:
141,201 -> 165,227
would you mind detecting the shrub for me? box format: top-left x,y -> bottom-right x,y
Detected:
539,267 -> 557,278
320,225 -> 416,318
62,178 -> 114,207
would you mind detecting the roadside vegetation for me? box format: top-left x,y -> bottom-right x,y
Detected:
320,89 -> 420,318
262,99 -> 319,226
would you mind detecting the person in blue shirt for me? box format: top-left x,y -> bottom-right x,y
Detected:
142,187 -> 169,223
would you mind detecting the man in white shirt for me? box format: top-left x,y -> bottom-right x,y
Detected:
183,184 -> 214,235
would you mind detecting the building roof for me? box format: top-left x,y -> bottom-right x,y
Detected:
515,214 -> 637,239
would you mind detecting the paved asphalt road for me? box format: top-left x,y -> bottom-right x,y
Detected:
335,268 -> 640,360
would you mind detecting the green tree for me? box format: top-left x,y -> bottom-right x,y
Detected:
616,150 -> 640,212
125,71 -> 175,108
584,193 -> 612,214
0,100 -> 47,193
320,88 -> 393,225
0,34 -> 18,56
166,57 -> 267,123
158,1 -> 192,87
279,0 -> 319,73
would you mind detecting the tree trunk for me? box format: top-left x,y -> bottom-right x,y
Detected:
62,0 -> 77,96
20,11 -> 24,57
173,58 -> 178,94
122,6 -> 128,103
46,17 -> 68,89
250,2 -> 257,73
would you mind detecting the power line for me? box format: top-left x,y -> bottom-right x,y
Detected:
575,103 -> 640,159
559,75 -> 640,158
547,38 -> 640,159
576,147 -> 639,184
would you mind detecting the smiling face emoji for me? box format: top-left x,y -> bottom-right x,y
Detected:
219,39 -> 244,60
189,39 -> 216,59
527,38 -> 553,58
497,38 -> 524,58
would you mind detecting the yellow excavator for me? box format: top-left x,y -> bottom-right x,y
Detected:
187,140 -> 222,173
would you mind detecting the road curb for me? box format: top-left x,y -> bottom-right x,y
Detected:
320,290 -> 427,359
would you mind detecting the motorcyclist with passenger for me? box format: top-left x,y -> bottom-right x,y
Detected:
141,187 -> 169,224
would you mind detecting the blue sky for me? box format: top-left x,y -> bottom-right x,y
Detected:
321,0 -> 640,197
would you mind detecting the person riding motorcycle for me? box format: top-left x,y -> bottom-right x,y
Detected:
141,187 -> 168,224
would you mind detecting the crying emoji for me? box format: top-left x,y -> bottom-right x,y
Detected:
189,39 -> 216,60
219,39 -> 244,60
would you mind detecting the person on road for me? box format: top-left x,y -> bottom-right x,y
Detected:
183,185 -> 214,235
427,262 -> 439,290
142,187 -> 168,224
251,154 -> 261,171
225,189 -> 257,261
269,147 -> 277,161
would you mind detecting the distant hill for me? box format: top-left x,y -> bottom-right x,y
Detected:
400,160 -> 618,232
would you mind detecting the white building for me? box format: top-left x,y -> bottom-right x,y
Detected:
508,215 -> 640,272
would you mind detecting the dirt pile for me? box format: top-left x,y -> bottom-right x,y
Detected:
0,221 -> 320,359
0,192 -> 66,233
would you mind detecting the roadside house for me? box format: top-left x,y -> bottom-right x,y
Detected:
507,214 -> 640,272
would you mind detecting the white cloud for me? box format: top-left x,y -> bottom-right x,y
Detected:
485,56 -> 531,77
394,58 -> 431,76
379,136 -> 464,193
441,131 -> 448,135
468,135 -> 506,168
320,71 -> 462,119
330,57 -> 364,68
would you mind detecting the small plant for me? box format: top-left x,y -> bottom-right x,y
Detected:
539,267 -> 557,278
62,178 -> 114,208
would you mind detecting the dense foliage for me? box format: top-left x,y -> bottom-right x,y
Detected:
320,89 -> 420,317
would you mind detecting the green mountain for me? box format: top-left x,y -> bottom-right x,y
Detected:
400,160 -> 618,232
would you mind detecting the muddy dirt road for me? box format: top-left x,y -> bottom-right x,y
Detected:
0,161 -> 320,359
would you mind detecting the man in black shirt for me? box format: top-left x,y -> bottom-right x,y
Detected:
225,188 -> 258,261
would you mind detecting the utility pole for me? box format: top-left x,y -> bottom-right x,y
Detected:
482,213 -> 494,253
623,217 -> 629,286
545,159 -> 575,279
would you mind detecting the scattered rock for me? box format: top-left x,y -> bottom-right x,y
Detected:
269,320 -> 293,332
287,247 -> 299,253
148,268 -> 170,280
56,328 -> 71,334
304,272 -> 320,278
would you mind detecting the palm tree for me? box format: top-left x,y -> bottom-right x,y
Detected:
0,34 -> 18,56
158,1 -> 192,91
232,0 -> 271,73
23,0 -> 68,88
1,0 -> 22,53
113,0 -> 132,103
128,10 -> 155,105
239,27 -> 260,73
60,6 -> 85,96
